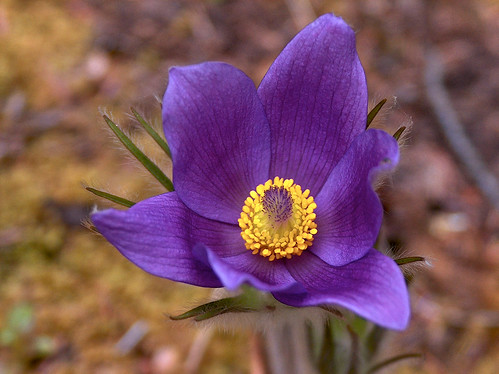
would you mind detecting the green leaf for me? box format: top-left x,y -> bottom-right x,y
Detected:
367,353 -> 422,373
85,187 -> 136,207
170,295 -> 258,322
103,115 -> 174,191
169,299 -> 228,320
317,321 -> 336,374
130,107 -> 172,158
8,303 -> 34,334
366,99 -> 387,128
393,126 -> 407,141
194,305 -> 255,321
395,256 -> 426,266
0,329 -> 16,346
34,336 -> 56,357
365,325 -> 385,361
347,324 -> 360,374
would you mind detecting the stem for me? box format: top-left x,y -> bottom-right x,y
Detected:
291,321 -> 318,374
367,353 -> 422,373
424,49 -> 499,210
265,324 -> 291,374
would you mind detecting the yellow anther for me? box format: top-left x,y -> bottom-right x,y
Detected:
238,177 -> 318,261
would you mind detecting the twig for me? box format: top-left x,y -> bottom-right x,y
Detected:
184,327 -> 214,374
424,48 -> 499,211
115,320 -> 149,355
264,324 -> 292,374
284,0 -> 316,30
250,333 -> 267,374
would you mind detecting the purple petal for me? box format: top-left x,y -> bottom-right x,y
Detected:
312,129 -> 399,266
163,62 -> 271,224
194,245 -> 303,293
91,193 -> 246,288
275,250 -> 410,330
258,14 -> 367,195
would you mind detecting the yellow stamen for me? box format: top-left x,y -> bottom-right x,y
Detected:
238,177 -> 318,261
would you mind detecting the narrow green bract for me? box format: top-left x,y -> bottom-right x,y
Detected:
130,107 -> 172,158
395,256 -> 425,266
366,98 -> 387,128
393,126 -> 406,141
85,187 -> 136,208
103,115 -> 174,192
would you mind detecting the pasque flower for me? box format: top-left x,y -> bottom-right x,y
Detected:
92,14 -> 410,330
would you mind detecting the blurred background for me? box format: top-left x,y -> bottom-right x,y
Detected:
1,0 -> 498,373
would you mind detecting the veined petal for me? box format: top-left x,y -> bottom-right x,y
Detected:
91,193 -> 245,288
163,62 -> 271,224
194,245 -> 302,293
275,249 -> 410,330
312,129 -> 399,266
258,14 -> 367,196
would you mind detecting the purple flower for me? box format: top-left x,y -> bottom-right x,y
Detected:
92,14 -> 410,330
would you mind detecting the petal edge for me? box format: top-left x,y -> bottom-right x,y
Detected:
312,129 -> 400,266
275,249 -> 410,330
163,62 -> 271,224
92,193 -> 244,287
258,14 -> 367,195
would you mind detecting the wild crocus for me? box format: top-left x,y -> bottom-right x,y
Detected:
92,14 -> 410,330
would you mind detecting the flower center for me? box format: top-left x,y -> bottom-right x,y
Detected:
238,177 -> 318,261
